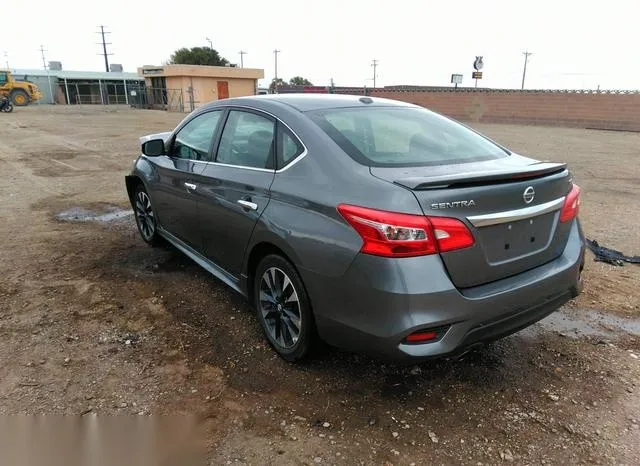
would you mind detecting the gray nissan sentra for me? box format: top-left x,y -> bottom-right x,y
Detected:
125,94 -> 585,362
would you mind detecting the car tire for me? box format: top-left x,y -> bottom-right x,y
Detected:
133,184 -> 162,247
253,254 -> 316,362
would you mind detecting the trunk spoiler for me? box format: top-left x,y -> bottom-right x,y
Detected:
394,162 -> 568,190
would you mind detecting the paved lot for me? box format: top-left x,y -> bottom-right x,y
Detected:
1,105 -> 638,464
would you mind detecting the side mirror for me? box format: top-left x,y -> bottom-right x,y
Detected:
142,139 -> 165,157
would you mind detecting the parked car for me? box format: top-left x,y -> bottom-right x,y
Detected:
125,94 -> 585,362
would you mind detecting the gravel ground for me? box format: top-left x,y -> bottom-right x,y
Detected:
0,105 -> 638,465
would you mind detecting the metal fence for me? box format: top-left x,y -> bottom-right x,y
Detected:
73,94 -> 127,104
128,87 -> 185,112
74,94 -> 103,105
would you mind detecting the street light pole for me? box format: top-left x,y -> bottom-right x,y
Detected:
521,51 -> 533,90
239,51 -> 247,68
206,37 -> 213,50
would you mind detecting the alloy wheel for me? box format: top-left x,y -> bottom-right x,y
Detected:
135,190 -> 155,241
259,267 -> 302,349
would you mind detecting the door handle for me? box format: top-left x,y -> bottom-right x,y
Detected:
237,200 -> 258,211
184,182 -> 197,191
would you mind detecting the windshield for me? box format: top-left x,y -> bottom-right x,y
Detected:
308,106 -> 509,167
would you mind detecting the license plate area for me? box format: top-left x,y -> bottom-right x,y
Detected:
478,212 -> 557,264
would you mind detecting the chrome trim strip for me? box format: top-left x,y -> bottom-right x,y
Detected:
157,227 -> 244,295
156,104 -> 309,173
466,197 -> 565,227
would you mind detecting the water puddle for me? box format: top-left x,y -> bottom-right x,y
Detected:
525,308 -> 640,338
56,206 -> 133,223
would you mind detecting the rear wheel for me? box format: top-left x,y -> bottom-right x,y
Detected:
254,255 -> 316,362
10,90 -> 29,107
1,103 -> 12,113
133,184 -> 162,246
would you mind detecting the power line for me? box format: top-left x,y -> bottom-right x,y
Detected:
239,51 -> 247,68
521,51 -> 533,90
371,59 -> 379,88
97,25 -> 113,72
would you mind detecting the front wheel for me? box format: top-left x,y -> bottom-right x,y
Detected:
133,184 -> 162,246
254,255 -> 317,362
2,103 -> 13,113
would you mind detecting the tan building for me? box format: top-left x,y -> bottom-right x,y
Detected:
137,64 -> 264,112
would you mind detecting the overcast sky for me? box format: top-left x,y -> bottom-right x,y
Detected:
2,0 -> 638,90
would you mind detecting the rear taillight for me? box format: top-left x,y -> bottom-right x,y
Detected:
429,216 -> 476,253
337,204 -> 474,258
560,184 -> 581,223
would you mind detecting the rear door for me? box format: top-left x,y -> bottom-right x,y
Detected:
150,110 -> 224,249
196,109 -> 277,275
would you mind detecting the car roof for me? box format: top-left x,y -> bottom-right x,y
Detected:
202,93 -> 419,113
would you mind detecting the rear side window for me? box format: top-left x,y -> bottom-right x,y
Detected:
216,110 -> 276,169
277,124 -> 304,169
309,107 -> 508,167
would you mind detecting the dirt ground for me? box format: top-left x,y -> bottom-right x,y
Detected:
0,105 -> 638,465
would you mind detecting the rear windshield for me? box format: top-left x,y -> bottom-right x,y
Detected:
308,106 -> 509,167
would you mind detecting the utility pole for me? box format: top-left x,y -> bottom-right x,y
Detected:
97,25 -> 113,72
239,51 -> 247,68
274,49 -> 280,80
371,59 -> 378,88
273,49 -> 280,93
521,51 -> 533,90
39,45 -> 55,104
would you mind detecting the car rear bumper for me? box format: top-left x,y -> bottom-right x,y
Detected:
305,219 -> 585,361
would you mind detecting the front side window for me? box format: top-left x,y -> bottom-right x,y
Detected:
0,72 -> 7,85
216,110 -> 275,169
309,107 -> 509,167
171,110 -> 222,160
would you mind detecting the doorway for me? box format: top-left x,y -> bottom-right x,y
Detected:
217,81 -> 229,100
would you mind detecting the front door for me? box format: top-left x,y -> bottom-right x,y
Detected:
197,109 -> 276,274
217,81 -> 229,100
149,110 -> 224,250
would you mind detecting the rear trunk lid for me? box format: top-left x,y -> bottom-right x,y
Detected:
371,155 -> 574,288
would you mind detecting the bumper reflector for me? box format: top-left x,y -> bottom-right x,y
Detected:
404,330 -> 438,344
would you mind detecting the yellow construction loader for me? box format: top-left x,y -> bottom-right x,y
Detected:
0,69 -> 43,106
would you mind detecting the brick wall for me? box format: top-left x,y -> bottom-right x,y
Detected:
367,89 -> 640,132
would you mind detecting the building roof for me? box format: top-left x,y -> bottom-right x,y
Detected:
138,64 -> 263,80
11,69 -> 144,81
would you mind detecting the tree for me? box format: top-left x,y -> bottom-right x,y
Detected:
269,78 -> 286,93
168,47 -> 229,66
289,76 -> 313,86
